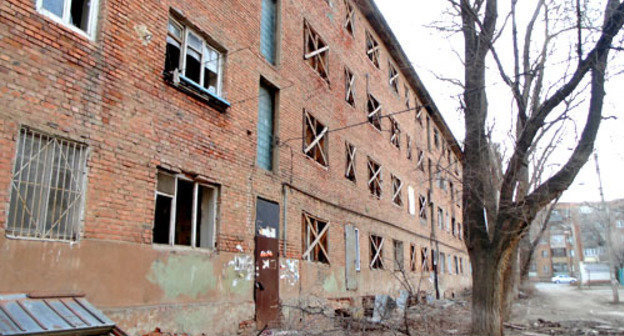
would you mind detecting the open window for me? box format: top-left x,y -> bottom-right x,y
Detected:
367,93 -> 382,131
37,0 -> 99,37
165,17 -> 224,98
302,213 -> 330,263
345,142 -> 356,182
393,240 -> 404,271
344,0 -> 355,36
153,171 -> 219,249
370,234 -> 384,269
304,21 -> 329,81
366,31 -> 380,68
367,158 -> 382,198
390,117 -> 400,148
410,244 -> 417,272
388,62 -> 399,94
303,111 -> 329,166
345,68 -> 355,106
418,195 -> 427,220
391,175 -> 403,207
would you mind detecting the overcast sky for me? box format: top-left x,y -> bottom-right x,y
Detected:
376,0 -> 624,203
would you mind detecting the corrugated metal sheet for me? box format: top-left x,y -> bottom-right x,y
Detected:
0,294 -> 115,336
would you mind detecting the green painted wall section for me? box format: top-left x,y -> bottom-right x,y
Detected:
147,255 -> 217,300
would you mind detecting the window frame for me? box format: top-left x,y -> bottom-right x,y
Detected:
302,212 -> 330,264
166,17 -> 225,98
369,234 -> 385,269
344,67 -> 355,106
391,174 -> 403,207
304,21 -> 330,81
418,194 -> 427,220
36,0 -> 100,39
388,62 -> 399,94
367,158 -> 382,198
343,0 -> 355,36
365,31 -> 380,68
345,142 -> 357,182
153,171 -> 219,249
389,117 -> 401,148
303,110 -> 329,167
367,93 -> 382,131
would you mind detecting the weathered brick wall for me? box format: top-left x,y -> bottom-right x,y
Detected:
0,0 -> 470,333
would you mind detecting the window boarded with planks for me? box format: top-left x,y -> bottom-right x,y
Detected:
302,213 -> 330,263
304,21 -> 329,81
303,111 -> 328,166
367,158 -> 382,198
367,93 -> 382,131
370,234 -> 384,269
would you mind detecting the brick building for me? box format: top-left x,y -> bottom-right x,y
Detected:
0,0 -> 470,334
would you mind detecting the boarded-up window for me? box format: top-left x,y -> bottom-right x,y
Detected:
367,93 -> 382,131
304,21 -> 329,81
416,149 -> 425,171
388,62 -> 399,93
405,85 -> 411,110
366,31 -> 380,68
345,142 -> 356,181
370,234 -> 384,269
153,171 -> 219,248
302,213 -> 329,263
7,128 -> 87,241
419,195 -> 427,219
393,240 -> 404,271
416,106 -> 423,125
410,244 -> 417,272
391,175 -> 403,207
344,0 -> 355,35
303,111 -> 328,166
345,68 -> 355,106
367,158 -> 382,198
257,82 -> 276,170
390,117 -> 400,148
421,247 -> 430,271
260,0 -> 278,64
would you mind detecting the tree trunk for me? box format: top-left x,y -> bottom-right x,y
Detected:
471,248 -> 505,336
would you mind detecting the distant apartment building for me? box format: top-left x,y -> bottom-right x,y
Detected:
0,0 -> 470,334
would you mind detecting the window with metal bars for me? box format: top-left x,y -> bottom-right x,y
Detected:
345,142 -> 356,182
302,213 -> 329,263
366,31 -> 380,68
345,67 -> 355,106
153,171 -> 219,248
7,128 -> 88,241
388,62 -> 399,94
367,158 -> 382,198
391,175 -> 403,207
367,93 -> 382,131
304,21 -> 329,81
303,111 -> 328,166
344,0 -> 355,36
369,234 -> 384,269
390,117 -> 400,148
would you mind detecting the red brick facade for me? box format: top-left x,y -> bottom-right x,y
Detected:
0,0 -> 470,334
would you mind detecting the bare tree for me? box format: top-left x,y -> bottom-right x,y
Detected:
451,0 -> 624,335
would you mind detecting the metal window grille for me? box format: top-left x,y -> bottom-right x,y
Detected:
8,128 -> 87,241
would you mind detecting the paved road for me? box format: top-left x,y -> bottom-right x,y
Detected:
511,282 -> 624,327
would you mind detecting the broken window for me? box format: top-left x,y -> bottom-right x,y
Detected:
451,217 -> 456,236
345,142 -> 356,182
370,234 -> 384,269
38,0 -> 99,37
303,111 -> 328,166
365,31 -> 380,68
404,86 -> 411,110
344,0 -> 355,36
153,171 -> 219,248
433,128 -> 440,148
410,244 -> 417,272
302,213 -> 330,263
393,240 -> 404,271
389,117 -> 400,148
345,68 -> 355,106
304,21 -> 329,81
421,247 -> 430,271
388,62 -> 399,94
416,149 -> 425,171
7,128 -> 88,241
418,195 -> 427,219
406,135 -> 412,160
367,93 -> 382,131
391,175 -> 403,207
437,207 -> 444,230
416,106 -> 423,125
367,158 -> 382,198
166,17 -> 223,96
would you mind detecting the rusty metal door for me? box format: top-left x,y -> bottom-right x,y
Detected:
254,235 -> 279,329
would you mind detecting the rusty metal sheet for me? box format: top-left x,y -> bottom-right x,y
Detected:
254,236 -> 280,329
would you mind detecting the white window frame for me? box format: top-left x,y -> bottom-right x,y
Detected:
36,0 -> 100,39
168,17 -> 224,97
154,172 -> 219,249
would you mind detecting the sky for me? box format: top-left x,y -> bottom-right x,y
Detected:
376,0 -> 624,203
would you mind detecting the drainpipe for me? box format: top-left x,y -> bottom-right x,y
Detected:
282,184 -> 288,257
428,161 -> 441,299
